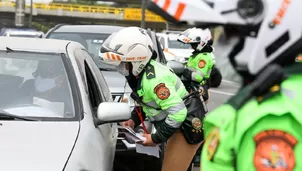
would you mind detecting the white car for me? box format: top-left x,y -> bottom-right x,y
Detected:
0,37 -> 131,171
156,31 -> 193,63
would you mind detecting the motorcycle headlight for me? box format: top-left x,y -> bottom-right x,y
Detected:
121,93 -> 135,111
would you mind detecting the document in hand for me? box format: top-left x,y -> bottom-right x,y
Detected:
117,125 -> 145,144
135,133 -> 160,158
117,125 -> 160,158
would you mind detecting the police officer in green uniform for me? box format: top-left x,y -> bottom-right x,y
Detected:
202,59 -> 302,171
99,27 -> 203,171
177,27 -> 215,102
197,2 -> 302,171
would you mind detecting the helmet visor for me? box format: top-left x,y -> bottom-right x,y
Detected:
100,32 -> 123,55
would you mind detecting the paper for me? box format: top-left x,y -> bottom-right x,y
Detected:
136,143 -> 160,158
135,133 -> 160,158
117,125 -> 145,144
33,97 -> 64,116
117,125 -> 160,158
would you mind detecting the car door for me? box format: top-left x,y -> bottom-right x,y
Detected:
81,49 -> 117,168
72,47 -> 115,170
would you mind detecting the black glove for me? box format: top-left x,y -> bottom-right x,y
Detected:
183,68 -> 193,80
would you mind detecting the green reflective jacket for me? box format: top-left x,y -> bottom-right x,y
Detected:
136,60 -> 188,143
186,52 -> 215,84
201,63 -> 302,171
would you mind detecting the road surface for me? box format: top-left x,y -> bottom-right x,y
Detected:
193,80 -> 240,171
207,80 -> 240,111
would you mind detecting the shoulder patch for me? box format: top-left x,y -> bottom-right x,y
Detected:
145,65 -> 156,79
154,83 -> 170,100
198,60 -> 206,68
254,130 -> 297,171
206,127 -> 220,161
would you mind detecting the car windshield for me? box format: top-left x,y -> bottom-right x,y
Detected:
0,51 -> 75,120
47,32 -> 116,71
168,37 -> 192,49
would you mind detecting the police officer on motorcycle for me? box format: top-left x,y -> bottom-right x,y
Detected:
177,27 -> 215,103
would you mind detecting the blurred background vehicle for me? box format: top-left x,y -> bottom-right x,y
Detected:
156,30 -> 193,63
0,27 -> 44,38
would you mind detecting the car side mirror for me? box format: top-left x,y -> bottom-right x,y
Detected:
94,102 -> 131,126
167,60 -> 185,76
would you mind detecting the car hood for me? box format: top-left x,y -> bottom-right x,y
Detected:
0,120 -> 79,171
101,71 -> 131,93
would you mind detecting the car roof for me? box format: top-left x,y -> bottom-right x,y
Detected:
0,37 -> 78,53
52,25 -> 126,34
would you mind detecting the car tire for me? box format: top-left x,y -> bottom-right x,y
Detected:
210,66 -> 222,88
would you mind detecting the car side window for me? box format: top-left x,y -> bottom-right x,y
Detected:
84,60 -> 102,115
82,50 -> 111,102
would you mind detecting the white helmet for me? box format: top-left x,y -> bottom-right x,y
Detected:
147,0 -> 302,77
177,27 -> 212,51
99,27 -> 154,76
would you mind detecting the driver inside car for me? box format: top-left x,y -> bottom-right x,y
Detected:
19,60 -> 71,116
32,60 -> 66,99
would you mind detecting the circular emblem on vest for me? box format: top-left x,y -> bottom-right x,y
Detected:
198,60 -> 206,68
154,83 -> 170,100
192,117 -> 202,130
254,130 -> 297,171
